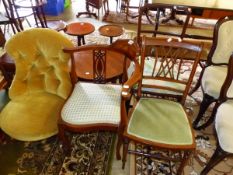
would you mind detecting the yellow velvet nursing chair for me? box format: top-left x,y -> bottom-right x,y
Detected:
118,36 -> 203,175
0,28 -> 74,141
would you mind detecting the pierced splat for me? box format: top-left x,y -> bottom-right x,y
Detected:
140,37 -> 203,103
148,45 -> 191,80
93,49 -> 106,83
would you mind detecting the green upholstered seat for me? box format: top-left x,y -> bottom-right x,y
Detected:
128,98 -> 193,145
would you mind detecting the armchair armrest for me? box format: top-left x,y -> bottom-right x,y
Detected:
122,60 -> 141,100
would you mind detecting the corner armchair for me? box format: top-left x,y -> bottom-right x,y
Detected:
0,28 -> 74,141
58,39 -> 141,157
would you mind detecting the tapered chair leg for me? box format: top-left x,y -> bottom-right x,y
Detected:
116,127 -> 124,160
201,145 -> 230,175
58,125 -> 71,156
122,139 -> 129,169
116,137 -> 122,160
193,93 -> 215,130
177,151 -> 192,175
196,103 -> 218,130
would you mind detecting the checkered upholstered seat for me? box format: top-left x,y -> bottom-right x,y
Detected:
61,82 -> 122,125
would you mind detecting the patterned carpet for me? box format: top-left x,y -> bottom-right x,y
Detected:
103,10 -> 216,30
0,131 -> 114,175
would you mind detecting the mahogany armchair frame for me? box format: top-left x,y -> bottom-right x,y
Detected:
58,39 -> 141,157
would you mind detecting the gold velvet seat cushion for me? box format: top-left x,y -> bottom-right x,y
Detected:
0,92 -> 64,141
127,98 -> 193,145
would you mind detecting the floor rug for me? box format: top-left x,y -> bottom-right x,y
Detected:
0,131 -> 114,175
103,10 -> 216,30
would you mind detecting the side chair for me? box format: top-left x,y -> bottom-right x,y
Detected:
1,0 -> 33,33
118,36 -> 203,175
12,0 -> 67,31
192,15 -> 233,130
0,28 -> 74,141
200,53 -> 233,175
58,39 -> 141,157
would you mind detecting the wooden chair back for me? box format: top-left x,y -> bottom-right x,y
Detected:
139,36 -> 203,104
207,15 -> 233,65
63,39 -> 139,85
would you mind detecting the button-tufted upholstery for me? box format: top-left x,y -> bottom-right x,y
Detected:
0,28 -> 74,141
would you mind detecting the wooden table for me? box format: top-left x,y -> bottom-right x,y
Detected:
65,22 -> 95,46
141,0 -> 233,40
98,24 -> 124,44
73,50 -> 129,81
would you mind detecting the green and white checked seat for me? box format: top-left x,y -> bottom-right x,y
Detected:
61,82 -> 122,125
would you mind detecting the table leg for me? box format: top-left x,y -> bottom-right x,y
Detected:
82,36 -> 85,45
110,36 -> 113,44
77,36 -> 82,46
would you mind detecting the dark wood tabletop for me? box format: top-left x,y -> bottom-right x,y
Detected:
65,22 -> 95,36
72,49 -> 130,80
65,22 -> 95,46
98,24 -> 124,44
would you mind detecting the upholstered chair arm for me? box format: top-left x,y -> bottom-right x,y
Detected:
219,53 -> 233,102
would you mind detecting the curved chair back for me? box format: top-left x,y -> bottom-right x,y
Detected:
5,28 -> 74,99
208,16 -> 233,65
